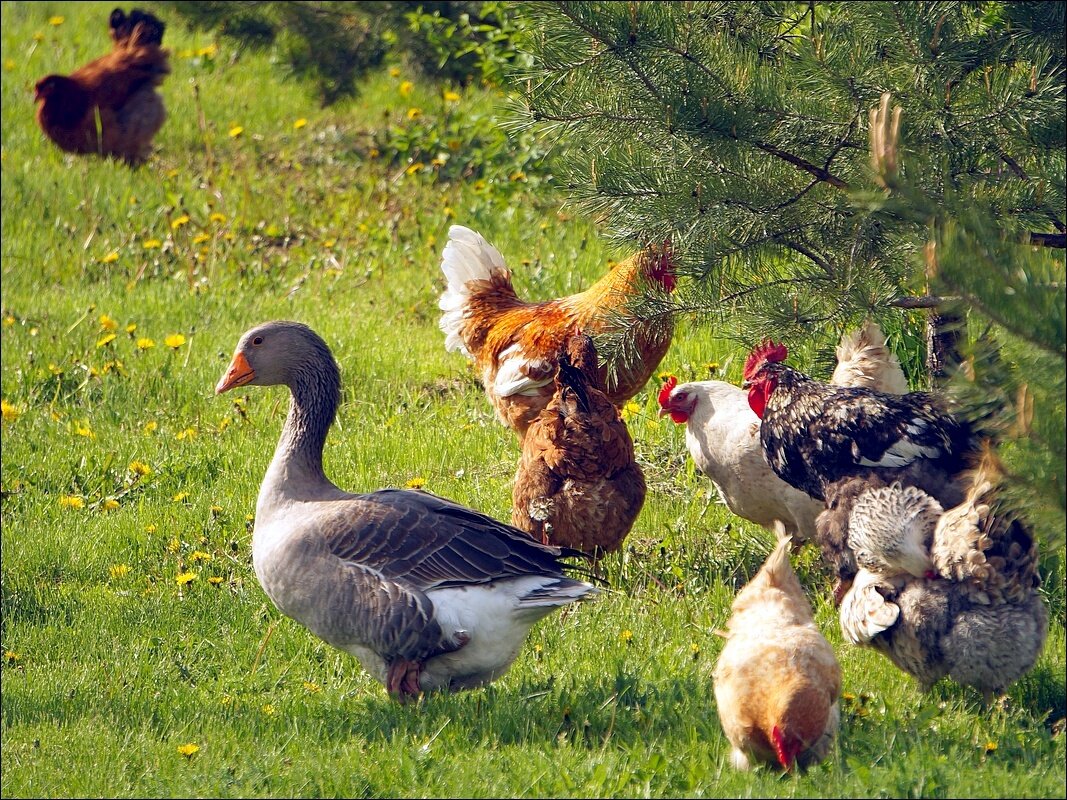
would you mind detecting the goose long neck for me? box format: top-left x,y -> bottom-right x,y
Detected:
264,359 -> 341,498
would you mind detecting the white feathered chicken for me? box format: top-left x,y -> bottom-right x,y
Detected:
657,321 -> 908,542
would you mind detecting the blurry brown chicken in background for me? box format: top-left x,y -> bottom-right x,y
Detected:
35,7 -> 169,165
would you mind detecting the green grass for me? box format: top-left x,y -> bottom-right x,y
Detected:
2,2 -> 1064,797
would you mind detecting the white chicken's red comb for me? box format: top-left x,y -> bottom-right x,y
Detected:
657,375 -> 678,409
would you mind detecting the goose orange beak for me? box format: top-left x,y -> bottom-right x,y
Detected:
216,352 -> 255,394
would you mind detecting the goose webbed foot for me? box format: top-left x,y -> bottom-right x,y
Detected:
386,659 -> 423,702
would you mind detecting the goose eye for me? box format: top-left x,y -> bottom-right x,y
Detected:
252,336 -> 264,346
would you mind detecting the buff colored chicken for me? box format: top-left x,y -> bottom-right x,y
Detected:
439,225 -> 675,440
713,524 -> 842,771
511,331 -> 645,555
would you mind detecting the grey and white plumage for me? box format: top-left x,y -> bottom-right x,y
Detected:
838,471 -> 1047,699
847,482 -> 940,578
216,320 -> 597,700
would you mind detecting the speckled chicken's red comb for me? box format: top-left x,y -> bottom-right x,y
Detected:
743,339 -> 788,381
657,375 -> 678,409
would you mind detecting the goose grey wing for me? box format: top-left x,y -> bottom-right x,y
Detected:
321,489 -> 589,592
318,558 -> 465,664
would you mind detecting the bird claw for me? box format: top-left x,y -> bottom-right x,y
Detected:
386,659 -> 423,703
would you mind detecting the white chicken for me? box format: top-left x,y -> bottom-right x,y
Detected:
713,523 -> 842,771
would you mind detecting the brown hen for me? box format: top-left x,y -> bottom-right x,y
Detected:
511,331 -> 646,556
35,8 -> 169,165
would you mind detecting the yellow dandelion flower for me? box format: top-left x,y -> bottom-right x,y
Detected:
49,16 -> 65,26
262,703 -> 276,716
96,333 -> 117,348
303,680 -> 322,693
620,401 -> 641,421
405,477 -> 426,489
164,333 -> 186,349
208,576 -> 223,586
100,498 -> 120,512
167,537 -> 181,553
620,629 -> 633,643
143,420 -> 158,434
33,32 -> 44,42
406,162 -> 425,175
389,67 -> 401,77
645,418 -> 661,430
171,215 -> 191,230
367,147 -> 380,159
209,212 -> 227,224
175,571 -> 197,586
192,232 -> 211,244
173,491 -> 190,503
443,89 -> 460,102
4,59 -> 15,72
99,314 -> 118,331
984,741 -> 998,753
74,422 -> 94,439
444,206 -> 455,219
137,337 -> 155,351
143,239 -> 162,250
145,524 -> 158,533
100,251 -> 119,264
399,80 -> 413,97
59,495 -> 85,509
125,323 -> 137,334
128,460 -> 152,476
211,505 -> 224,516
690,643 -> 701,659
109,564 -> 131,579
197,44 -> 217,58
175,427 -> 197,441
190,550 -> 213,563
177,743 -> 200,758
5,651 -> 23,665
293,118 -> 307,129
229,126 -> 244,138
3,314 -> 14,326
509,170 -> 527,182
406,107 -> 422,120
1,400 -> 21,423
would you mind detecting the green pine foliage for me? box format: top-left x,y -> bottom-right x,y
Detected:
517,0 -> 1065,547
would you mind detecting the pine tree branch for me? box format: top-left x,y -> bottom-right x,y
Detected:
732,134 -> 849,189
888,294 -> 956,309
1027,232 -> 1066,248
778,238 -> 836,276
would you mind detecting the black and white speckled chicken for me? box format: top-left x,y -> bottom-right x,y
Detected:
838,449 -> 1047,699
742,339 -> 978,599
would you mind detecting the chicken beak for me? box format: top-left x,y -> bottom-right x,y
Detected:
657,405 -> 670,418
740,379 -> 751,389
216,351 -> 255,394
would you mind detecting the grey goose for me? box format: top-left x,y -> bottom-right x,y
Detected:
216,320 -> 597,701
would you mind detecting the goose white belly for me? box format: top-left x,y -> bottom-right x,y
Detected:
344,576 -> 583,693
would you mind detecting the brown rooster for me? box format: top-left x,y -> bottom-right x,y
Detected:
35,8 -> 169,165
511,331 -> 646,556
439,225 -> 675,440
713,524 -> 842,771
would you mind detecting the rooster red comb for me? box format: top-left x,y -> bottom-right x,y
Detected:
743,339 -> 788,381
657,375 -> 678,409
